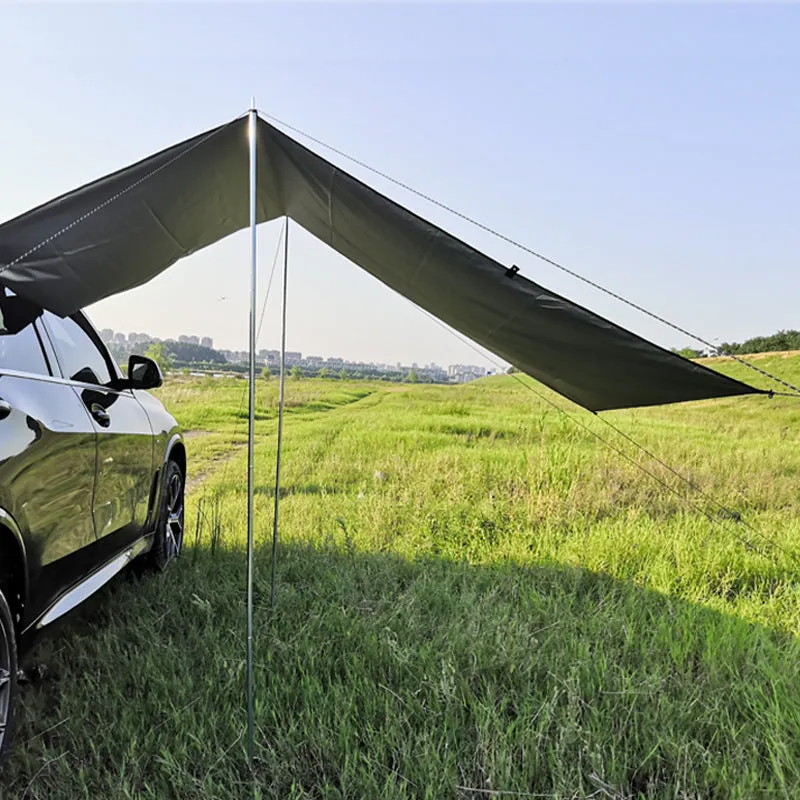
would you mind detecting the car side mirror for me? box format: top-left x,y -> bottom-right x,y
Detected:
127,355 -> 163,390
0,295 -> 43,336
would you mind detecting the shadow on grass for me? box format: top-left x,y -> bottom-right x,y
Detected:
6,541 -> 800,799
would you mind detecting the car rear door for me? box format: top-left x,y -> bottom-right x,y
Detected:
0,312 -> 98,622
41,312 -> 154,549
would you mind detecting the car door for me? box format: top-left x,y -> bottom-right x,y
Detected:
41,312 -> 154,549
0,309 -> 98,622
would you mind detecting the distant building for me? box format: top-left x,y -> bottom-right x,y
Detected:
447,364 -> 487,383
179,335 -> 200,346
100,328 -> 114,342
261,350 -> 302,367
420,365 -> 448,382
113,332 -> 126,343
284,351 -> 302,366
264,350 -> 280,367
201,337 -> 213,349
222,350 -> 249,364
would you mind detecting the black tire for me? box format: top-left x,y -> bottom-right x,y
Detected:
147,459 -> 185,572
0,589 -> 18,768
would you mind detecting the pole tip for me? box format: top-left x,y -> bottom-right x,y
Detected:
250,96 -> 256,112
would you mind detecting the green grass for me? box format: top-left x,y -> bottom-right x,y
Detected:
5,364 -> 800,798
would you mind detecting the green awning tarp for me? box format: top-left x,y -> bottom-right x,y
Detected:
0,115 -> 760,411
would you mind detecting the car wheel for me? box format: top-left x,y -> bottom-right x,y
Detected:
148,459 -> 185,572
0,589 -> 18,767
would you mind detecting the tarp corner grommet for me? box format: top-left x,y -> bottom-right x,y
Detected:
505,264 -> 520,279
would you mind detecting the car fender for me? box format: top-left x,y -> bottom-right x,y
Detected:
148,430 -> 184,527
0,506 -> 29,621
164,430 -> 185,469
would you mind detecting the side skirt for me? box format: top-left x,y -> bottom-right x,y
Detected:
34,537 -> 151,630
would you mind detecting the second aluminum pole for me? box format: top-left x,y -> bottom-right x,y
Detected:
271,219 -> 289,609
246,101 -> 257,768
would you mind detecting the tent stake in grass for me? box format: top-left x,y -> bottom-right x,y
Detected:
246,98 -> 257,769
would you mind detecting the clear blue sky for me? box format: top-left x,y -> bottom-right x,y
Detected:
2,2 -> 799,367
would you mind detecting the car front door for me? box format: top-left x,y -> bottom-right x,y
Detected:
41,312 -> 154,550
0,309 -> 98,622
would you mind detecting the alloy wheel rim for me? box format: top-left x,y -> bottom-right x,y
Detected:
0,614 -> 11,749
165,472 -> 184,560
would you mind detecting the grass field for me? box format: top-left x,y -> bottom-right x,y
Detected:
5,357 -> 800,799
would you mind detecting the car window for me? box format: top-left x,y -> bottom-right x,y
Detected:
44,312 -> 113,385
0,321 -> 50,376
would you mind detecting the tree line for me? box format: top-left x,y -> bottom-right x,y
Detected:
673,329 -> 800,359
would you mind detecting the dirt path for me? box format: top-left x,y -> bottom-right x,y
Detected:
183,431 -> 247,494
181,386 -> 392,494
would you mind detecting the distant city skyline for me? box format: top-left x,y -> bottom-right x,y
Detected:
95,319 -> 503,376
98,326 -> 493,383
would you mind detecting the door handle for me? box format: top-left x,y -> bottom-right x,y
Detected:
90,403 -> 111,427
0,399 -> 11,421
